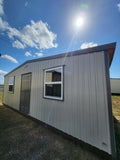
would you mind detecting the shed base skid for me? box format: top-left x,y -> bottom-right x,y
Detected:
4,104 -> 116,160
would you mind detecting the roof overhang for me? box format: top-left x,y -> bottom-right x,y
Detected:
5,42 -> 116,77
26,42 -> 116,67
107,44 -> 116,67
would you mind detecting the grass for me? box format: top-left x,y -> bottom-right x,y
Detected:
0,90 -> 3,105
112,95 -> 120,160
0,91 -> 120,160
0,106 -> 107,160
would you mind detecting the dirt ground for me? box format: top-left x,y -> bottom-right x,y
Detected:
112,96 -> 120,160
0,92 -> 120,160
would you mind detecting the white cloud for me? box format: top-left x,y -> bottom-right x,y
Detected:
0,17 -> 9,31
25,51 -> 32,57
35,52 -> 43,57
0,69 -> 7,84
0,0 -> 58,51
25,1 -> 28,7
0,69 -> 7,75
80,42 -> 98,49
0,0 -> 4,15
12,40 -> 25,49
7,20 -> 58,50
117,3 -> 120,11
1,55 -> 18,63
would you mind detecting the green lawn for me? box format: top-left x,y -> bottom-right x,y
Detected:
0,92 -> 120,160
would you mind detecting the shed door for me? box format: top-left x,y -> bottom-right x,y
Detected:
20,73 -> 32,114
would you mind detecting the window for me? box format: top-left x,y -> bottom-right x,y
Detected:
8,77 -> 14,93
44,66 -> 63,100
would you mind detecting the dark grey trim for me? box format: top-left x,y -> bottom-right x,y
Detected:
19,72 -> 32,114
62,65 -> 65,101
20,72 -> 32,76
19,75 -> 22,111
42,68 -> 45,100
29,73 -> 32,114
104,52 -> 116,158
43,66 -> 64,101
8,76 -> 15,94
43,65 -> 66,71
5,42 -> 116,77
14,76 -> 15,94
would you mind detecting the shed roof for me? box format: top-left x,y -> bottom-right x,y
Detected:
5,42 -> 116,77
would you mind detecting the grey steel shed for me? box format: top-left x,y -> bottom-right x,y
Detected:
111,78 -> 120,94
3,42 -> 116,157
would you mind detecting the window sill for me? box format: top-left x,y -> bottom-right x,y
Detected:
43,96 -> 64,101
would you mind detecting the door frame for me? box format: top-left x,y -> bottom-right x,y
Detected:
19,72 -> 32,114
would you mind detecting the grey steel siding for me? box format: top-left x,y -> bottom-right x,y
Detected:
3,51 -> 113,155
111,79 -> 120,94
3,75 -> 21,110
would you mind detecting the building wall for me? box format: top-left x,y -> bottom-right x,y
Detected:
4,75 -> 21,110
3,51 -> 113,155
111,79 -> 120,94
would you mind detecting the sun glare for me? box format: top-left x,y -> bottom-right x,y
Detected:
76,17 -> 84,28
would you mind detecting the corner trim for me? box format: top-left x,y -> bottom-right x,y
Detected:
5,42 -> 116,77
104,51 -> 116,157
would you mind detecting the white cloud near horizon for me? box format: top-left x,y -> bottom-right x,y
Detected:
35,52 -> 43,57
0,0 -> 58,51
0,69 -> 8,84
0,69 -> 8,75
1,55 -> 18,63
117,3 -> 120,11
25,51 -> 32,56
80,42 -> 98,49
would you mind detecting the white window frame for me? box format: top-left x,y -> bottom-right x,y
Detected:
44,66 -> 63,100
8,77 -> 15,93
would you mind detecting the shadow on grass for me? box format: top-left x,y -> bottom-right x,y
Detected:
114,116 -> 120,160
0,105 -> 114,160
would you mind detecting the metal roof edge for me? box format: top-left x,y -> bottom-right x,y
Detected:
5,42 -> 116,77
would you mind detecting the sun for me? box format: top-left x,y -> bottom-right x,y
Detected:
76,17 -> 84,28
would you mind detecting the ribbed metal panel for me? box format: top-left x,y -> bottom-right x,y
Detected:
3,75 -> 21,110
3,51 -> 114,155
110,79 -> 120,94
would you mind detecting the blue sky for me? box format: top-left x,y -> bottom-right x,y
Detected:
0,0 -> 120,84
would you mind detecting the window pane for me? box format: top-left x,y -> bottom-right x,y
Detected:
45,84 -> 61,97
46,68 -> 61,82
9,77 -> 14,85
9,85 -> 14,92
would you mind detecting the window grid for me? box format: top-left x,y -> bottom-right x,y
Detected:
8,77 -> 15,93
44,66 -> 63,100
